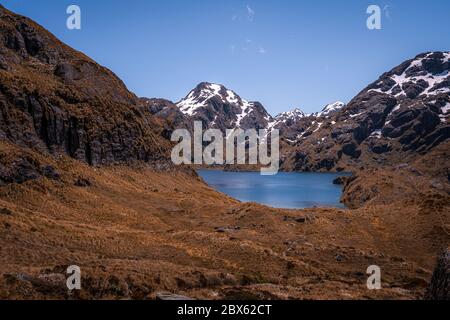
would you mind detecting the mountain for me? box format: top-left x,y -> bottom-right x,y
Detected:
139,97 -> 194,138
147,81 -> 346,145
271,102 -> 345,141
142,53 -> 449,174
281,52 -> 450,171
311,101 -> 345,118
175,82 -> 272,132
0,5 -> 171,184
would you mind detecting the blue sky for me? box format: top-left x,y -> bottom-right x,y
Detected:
2,0 -> 449,115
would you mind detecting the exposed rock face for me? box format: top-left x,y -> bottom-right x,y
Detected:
425,249 -> 450,300
0,154 -> 59,185
281,52 -> 450,172
0,5 -> 170,169
139,98 -> 193,139
269,108 -> 311,141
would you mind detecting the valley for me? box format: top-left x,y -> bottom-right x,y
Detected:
0,4 -> 448,300
0,141 -> 448,299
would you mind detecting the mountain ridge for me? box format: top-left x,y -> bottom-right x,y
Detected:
144,51 -> 449,173
0,4 -> 172,181
281,51 -> 450,172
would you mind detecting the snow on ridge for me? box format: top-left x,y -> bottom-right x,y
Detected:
275,108 -> 306,121
176,82 -> 252,118
177,90 -> 206,116
235,100 -> 254,128
313,122 -> 323,133
177,83 -> 348,133
369,129 -> 382,139
176,82 -> 264,128
368,52 -> 450,97
266,108 -> 306,133
444,52 -> 450,62
311,101 -> 345,118
349,111 -> 365,118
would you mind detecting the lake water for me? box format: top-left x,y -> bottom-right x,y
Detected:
198,170 -> 350,209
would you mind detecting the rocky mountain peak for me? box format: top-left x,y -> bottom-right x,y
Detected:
177,82 -> 249,116
312,101 -> 346,118
274,108 -> 306,122
176,82 -> 272,131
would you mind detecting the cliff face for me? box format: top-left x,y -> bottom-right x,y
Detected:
0,5 -> 171,173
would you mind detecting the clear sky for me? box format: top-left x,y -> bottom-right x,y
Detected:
2,0 -> 450,115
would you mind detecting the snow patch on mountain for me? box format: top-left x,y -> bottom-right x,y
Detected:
177,91 -> 207,116
176,82 -> 273,129
369,52 -> 450,97
442,102 -> 450,114
235,100 -> 254,128
369,130 -> 383,139
312,101 -> 345,117
274,108 -> 306,123
177,82 -> 252,117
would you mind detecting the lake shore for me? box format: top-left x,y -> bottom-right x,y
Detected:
198,170 -> 351,209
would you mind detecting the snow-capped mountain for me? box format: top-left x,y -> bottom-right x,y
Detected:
268,108 -> 310,141
150,82 -> 346,140
274,108 -> 307,122
311,101 -> 345,118
367,52 -> 450,99
267,103 -> 345,141
176,82 -> 272,131
144,52 -> 449,173
281,51 -> 450,172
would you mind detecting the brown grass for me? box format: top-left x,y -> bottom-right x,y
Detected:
0,143 -> 448,300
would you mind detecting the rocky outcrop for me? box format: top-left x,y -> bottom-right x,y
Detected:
0,5 -> 170,170
140,98 -> 193,139
0,155 -> 59,185
269,108 -> 311,141
425,249 -> 450,300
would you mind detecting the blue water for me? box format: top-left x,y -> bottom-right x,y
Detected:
198,170 -> 350,209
